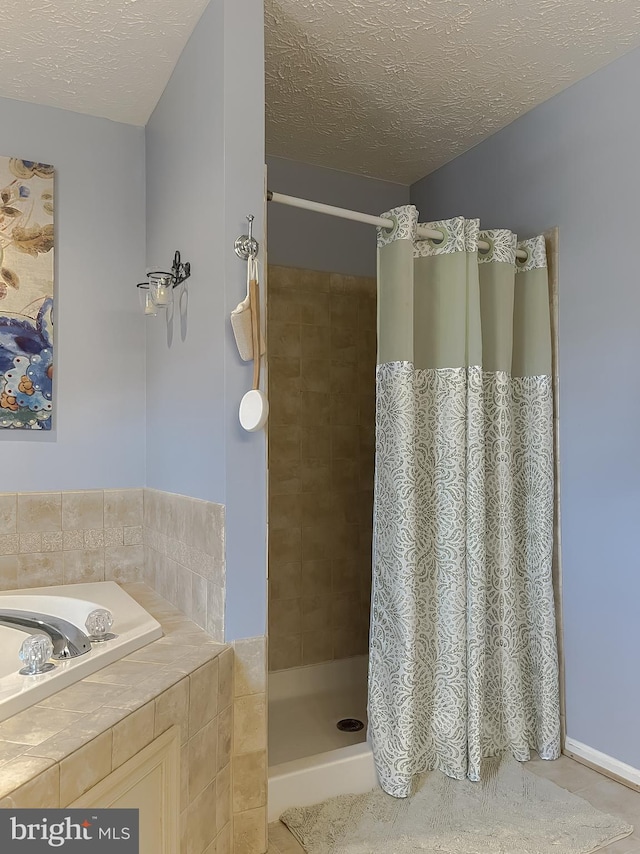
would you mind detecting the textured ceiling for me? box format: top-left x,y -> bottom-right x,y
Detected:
266,0 -> 640,183
0,0 -> 210,125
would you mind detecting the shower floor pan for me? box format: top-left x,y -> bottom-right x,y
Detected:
268,656 -> 378,821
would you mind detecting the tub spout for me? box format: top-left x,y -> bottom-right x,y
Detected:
0,610 -> 92,659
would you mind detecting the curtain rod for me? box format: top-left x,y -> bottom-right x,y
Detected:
267,190 -> 528,260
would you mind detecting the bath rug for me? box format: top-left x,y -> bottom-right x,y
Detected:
280,755 -> 633,854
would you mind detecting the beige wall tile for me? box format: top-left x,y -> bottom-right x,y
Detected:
104,544 -> 144,583
297,292 -> 330,326
218,648 -> 234,711
60,730 -> 112,805
207,582 -> 225,641
270,528 -> 301,564
189,658 -> 219,737
301,426 -> 331,460
232,750 -> 266,812
181,744 -> 189,811
41,531 -> 63,552
233,695 -> 266,755
270,495 -> 302,530
269,599 -> 302,638
302,631 -> 333,666
39,682 -> 116,714
17,492 -> 61,532
0,555 -> 19,589
301,526 -> 329,562
111,702 -> 155,769
301,596 -> 332,633
192,572 -> 208,629
300,460 -> 331,494
155,678 -> 189,745
213,823 -> 232,854
61,491 -> 104,530
233,637 -> 266,697
269,459 -> 301,496
63,549 -> 105,584
268,634 -> 302,671
0,493 -> 17,534
233,807 -> 266,854
271,266 -> 331,294
215,762 -> 231,833
63,530 -> 84,550
0,533 -> 19,555
104,489 -> 143,528
217,706 -> 232,774
176,564 -> 193,617
270,323 -> 301,359
300,560 -> 332,598
18,552 -> 63,587
186,779 -> 217,854
0,755 -> 55,801
124,525 -> 143,546
269,426 -> 301,463
188,716 -> 217,800
330,293 -> 358,328
0,707 -> 85,749
300,392 -> 330,427
269,561 -> 302,601
0,763 -> 60,808
268,267 -> 376,671
86,660 -> 156,687
19,533 -> 42,553
84,529 -> 105,549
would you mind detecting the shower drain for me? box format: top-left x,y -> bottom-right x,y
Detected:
336,718 -> 364,733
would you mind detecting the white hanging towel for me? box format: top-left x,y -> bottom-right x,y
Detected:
231,255 -> 265,361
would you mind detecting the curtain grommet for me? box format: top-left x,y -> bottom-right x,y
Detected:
427,224 -> 448,247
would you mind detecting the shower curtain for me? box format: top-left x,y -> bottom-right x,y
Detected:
369,206 -> 560,798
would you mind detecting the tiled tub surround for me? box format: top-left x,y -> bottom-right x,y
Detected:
268,266 -> 376,671
0,583 -> 233,854
0,488 -> 226,643
231,637 -> 268,854
143,488 -> 225,641
0,489 -> 144,589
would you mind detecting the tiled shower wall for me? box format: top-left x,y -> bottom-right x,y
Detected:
268,265 -> 376,671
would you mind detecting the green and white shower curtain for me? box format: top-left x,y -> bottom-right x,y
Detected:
369,206 -> 560,798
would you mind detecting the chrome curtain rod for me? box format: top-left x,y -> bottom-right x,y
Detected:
267,190 -> 528,260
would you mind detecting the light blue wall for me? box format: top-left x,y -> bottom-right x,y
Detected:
146,0 -> 266,640
145,0 -> 226,503
266,156 -> 409,277
0,98 -> 146,491
411,47 -> 640,768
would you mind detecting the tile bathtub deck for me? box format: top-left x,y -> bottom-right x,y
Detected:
267,754 -> 640,854
0,582 -> 227,800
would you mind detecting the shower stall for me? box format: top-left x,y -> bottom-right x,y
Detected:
266,263 -> 378,818
264,190 -> 561,817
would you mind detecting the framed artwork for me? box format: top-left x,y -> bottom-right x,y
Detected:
0,157 -> 54,430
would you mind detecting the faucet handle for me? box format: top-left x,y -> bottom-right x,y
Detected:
19,633 -> 55,676
85,609 -> 115,643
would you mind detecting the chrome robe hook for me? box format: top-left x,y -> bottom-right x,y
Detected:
234,215 -> 259,260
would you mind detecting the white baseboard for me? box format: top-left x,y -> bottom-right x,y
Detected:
565,737 -> 640,791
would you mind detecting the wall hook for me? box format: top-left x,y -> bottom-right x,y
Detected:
234,215 -> 259,260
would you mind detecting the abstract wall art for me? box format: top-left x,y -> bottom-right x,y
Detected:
0,157 -> 54,430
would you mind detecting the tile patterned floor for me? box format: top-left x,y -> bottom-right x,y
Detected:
267,755 -> 640,853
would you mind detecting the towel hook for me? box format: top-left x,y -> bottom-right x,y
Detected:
234,215 -> 259,260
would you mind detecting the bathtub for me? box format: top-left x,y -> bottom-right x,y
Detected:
0,581 -> 162,722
